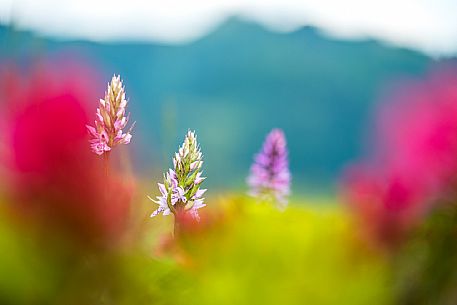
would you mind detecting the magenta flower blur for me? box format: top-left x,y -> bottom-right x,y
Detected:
149,131 -> 206,221
343,68 -> 457,247
248,129 -> 291,208
87,75 -> 134,155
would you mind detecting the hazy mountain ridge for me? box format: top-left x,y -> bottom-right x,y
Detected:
0,17 -> 443,191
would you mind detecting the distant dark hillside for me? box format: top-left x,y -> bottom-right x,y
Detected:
0,17 -> 438,192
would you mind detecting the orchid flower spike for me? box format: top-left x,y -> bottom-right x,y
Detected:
87,75 -> 134,155
248,128 -> 291,209
149,130 -> 207,221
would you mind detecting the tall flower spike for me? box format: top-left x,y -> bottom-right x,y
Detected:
248,129 -> 291,209
87,75 -> 134,155
149,130 -> 207,221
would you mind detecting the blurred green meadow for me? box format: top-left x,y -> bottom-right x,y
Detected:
0,195 -> 394,305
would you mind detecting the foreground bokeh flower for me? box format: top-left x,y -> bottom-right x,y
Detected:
87,75 -> 134,155
248,129 -> 291,209
343,67 -> 457,247
2,64 -> 132,245
150,130 -> 206,221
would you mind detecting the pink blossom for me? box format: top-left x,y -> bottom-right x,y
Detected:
343,67 -> 457,247
2,64 -> 132,245
87,75 -> 134,155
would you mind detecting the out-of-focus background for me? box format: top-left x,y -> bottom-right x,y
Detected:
4,2 -> 457,305
2,0 -> 456,193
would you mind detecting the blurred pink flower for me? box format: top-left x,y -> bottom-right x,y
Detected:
344,165 -> 426,247
343,66 -> 457,247
2,63 -> 133,246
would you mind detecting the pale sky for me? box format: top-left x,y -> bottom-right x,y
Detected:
1,0 -> 457,56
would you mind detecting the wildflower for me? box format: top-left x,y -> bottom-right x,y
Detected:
149,130 -> 206,221
248,129 -> 291,208
87,75 -> 134,155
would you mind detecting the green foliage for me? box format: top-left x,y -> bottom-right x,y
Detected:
0,214 -> 58,304
394,203 -> 457,305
